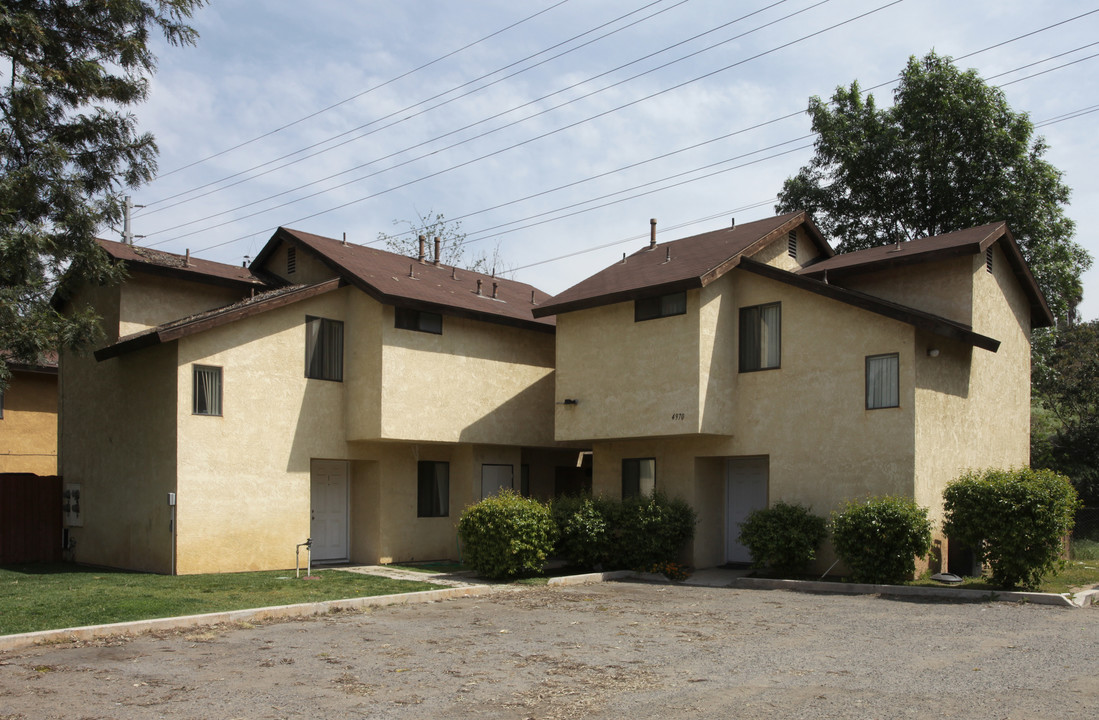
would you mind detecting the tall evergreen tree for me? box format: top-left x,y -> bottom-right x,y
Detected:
0,0 -> 204,389
777,51 -> 1090,326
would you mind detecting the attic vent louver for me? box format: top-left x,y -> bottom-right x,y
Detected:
787,231 -> 797,259
287,246 -> 296,274
985,247 -> 994,274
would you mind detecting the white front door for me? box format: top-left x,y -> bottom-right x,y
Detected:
725,457 -> 769,564
311,459 -> 349,562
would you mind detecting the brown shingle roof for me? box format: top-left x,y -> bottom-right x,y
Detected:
97,238 -> 272,290
266,227 -> 554,332
798,222 -> 1053,328
532,212 -> 831,317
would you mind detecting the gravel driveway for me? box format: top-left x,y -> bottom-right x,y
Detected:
1,580 -> 1096,719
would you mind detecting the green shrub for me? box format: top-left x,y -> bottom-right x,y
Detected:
831,496 -> 932,584
943,468 -> 1079,589
457,490 -> 556,580
551,493 -> 697,572
551,495 -> 611,569
737,501 -> 827,575
610,493 -> 697,570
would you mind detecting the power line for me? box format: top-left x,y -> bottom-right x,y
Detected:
141,0 -> 690,208
139,0 -> 795,220
157,0 -> 900,248
152,0 -> 572,179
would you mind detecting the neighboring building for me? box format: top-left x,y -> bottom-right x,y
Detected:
59,231 -> 575,574
59,211 -> 1046,575
533,212 -> 1049,570
0,354 -> 58,475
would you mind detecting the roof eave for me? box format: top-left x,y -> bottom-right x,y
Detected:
533,276 -> 704,318
739,259 -> 1001,352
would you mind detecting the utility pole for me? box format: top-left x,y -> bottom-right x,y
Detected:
122,196 -> 145,245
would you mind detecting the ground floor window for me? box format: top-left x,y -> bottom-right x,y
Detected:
481,464 -> 514,499
417,461 -> 449,517
622,458 -> 655,499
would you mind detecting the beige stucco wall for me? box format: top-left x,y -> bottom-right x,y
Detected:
554,291 -> 702,441
569,267 -> 921,569
912,244 -> 1032,525
748,226 -> 823,271
172,287 -> 350,574
377,310 -> 555,446
118,273 -> 245,338
0,369 -> 58,475
59,340 -> 178,573
264,240 -> 339,285
837,255 -> 975,326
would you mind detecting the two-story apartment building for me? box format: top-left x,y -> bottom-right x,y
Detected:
0,354 -> 58,476
59,230 -> 575,574
533,212 -> 1049,569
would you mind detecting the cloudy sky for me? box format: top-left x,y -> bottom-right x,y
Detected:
130,0 -> 1099,318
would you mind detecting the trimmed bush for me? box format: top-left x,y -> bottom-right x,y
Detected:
611,493 -> 697,571
737,502 -> 827,575
831,496 -> 932,584
551,495 -> 611,569
551,493 -> 697,572
943,467 -> 1079,589
457,490 -> 556,580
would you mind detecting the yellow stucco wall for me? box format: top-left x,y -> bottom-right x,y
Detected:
118,273 -> 244,338
378,309 -> 556,446
173,288 -> 350,574
837,255 -> 975,326
554,291 -> 702,440
912,245 -> 1032,523
0,369 -> 58,475
59,341 -> 178,573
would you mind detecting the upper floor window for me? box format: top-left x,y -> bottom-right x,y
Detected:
739,302 -> 781,372
395,307 -> 442,334
866,353 -> 899,409
635,291 -> 686,322
622,458 -> 655,499
192,365 -> 222,415
305,316 -> 343,381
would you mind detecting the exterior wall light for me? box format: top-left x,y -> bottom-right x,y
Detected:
927,348 -> 940,357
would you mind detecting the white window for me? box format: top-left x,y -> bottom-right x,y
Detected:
481,464 -> 514,499
739,303 -> 781,372
866,353 -> 899,409
192,365 -> 222,416
305,316 -> 343,381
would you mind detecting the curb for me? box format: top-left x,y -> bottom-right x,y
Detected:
730,577 -> 1080,607
0,584 -> 495,653
547,570 -> 635,586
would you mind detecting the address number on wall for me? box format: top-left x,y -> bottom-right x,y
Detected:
670,413 -> 686,421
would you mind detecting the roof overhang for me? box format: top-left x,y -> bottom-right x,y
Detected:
741,259 -> 1001,352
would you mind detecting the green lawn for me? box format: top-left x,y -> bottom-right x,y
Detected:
0,564 -> 441,636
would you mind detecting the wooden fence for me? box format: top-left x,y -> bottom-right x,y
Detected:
0,473 -> 61,564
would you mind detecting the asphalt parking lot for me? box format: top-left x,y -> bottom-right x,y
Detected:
1,580 -> 1096,719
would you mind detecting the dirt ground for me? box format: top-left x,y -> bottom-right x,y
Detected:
1,580 -> 1096,719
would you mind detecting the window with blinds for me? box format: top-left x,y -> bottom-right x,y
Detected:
739,302 -> 781,372
192,365 -> 222,416
305,316 -> 344,381
866,353 -> 899,409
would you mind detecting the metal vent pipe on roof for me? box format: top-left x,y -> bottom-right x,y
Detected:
650,218 -> 657,248
476,279 -> 483,296
185,249 -> 191,266
731,217 -> 735,228
433,236 -> 441,265
418,235 -> 426,263
492,282 -> 499,299
342,232 -> 347,246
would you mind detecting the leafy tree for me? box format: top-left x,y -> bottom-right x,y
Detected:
1032,320 -> 1099,506
777,51 -> 1090,326
377,209 -> 510,276
0,0 -> 205,390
